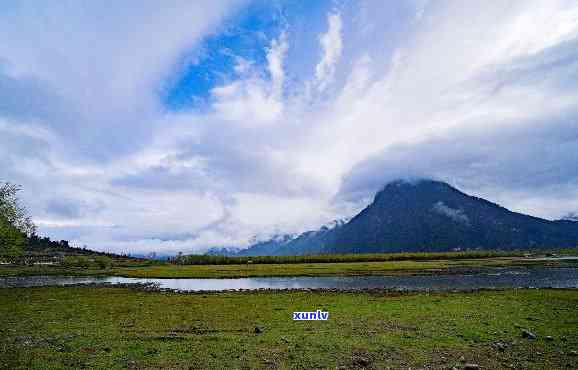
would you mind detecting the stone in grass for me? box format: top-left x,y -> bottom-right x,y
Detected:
254,326 -> 264,334
352,355 -> 371,367
464,364 -> 480,370
545,336 -> 554,341
495,342 -> 507,351
521,329 -> 536,339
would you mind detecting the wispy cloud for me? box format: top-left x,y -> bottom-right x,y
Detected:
315,11 -> 343,91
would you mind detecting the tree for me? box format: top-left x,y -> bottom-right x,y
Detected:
0,183 -> 36,236
0,182 -> 36,259
0,216 -> 25,259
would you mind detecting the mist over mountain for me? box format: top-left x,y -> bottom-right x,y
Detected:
214,220 -> 346,257
561,212 -> 578,222
233,179 -> 578,256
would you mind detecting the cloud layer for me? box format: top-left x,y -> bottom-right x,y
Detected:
2,0 -> 578,254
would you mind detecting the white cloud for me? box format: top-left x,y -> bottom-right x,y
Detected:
315,12 -> 343,92
211,33 -> 288,124
267,32 -> 289,99
432,202 -> 470,225
0,0 -> 244,158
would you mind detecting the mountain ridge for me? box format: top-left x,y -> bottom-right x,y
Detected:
221,179 -> 578,256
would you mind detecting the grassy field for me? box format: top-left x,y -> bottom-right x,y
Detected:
174,250 -> 529,265
2,251 -> 577,279
0,287 -> 576,369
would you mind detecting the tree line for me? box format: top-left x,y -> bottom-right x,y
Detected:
172,249 -> 527,265
0,181 -> 108,261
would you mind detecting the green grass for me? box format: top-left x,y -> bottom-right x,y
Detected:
1,248 -> 576,279
1,255 -> 576,278
96,257 -> 571,278
0,287 -> 576,369
175,250 -> 529,265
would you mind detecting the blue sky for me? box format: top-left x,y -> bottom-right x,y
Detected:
2,1 -> 578,254
164,0 -> 335,110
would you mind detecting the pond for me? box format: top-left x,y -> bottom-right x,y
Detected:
1,267 -> 578,291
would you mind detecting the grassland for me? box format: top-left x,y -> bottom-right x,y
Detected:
0,287 -> 576,369
1,249 -> 577,279
0,257 -> 573,279
175,250 -> 528,265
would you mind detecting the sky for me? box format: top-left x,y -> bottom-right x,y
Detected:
2,0 -> 578,255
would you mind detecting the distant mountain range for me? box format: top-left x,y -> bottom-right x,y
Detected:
214,179 -> 578,256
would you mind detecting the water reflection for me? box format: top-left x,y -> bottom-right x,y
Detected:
2,267 -> 578,291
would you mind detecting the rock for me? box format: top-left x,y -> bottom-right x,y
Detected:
353,356 -> 370,367
521,329 -> 536,339
545,336 -> 554,341
569,350 -> 578,356
464,364 -> 480,370
495,342 -> 507,351
254,326 -> 264,334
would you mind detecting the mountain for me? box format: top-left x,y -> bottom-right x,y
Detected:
205,247 -> 242,256
235,179 -> 578,256
328,179 -> 578,253
231,220 -> 346,257
234,235 -> 295,256
561,212 -> 578,222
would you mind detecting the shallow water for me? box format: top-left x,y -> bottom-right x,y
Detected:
1,267 -> 578,291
